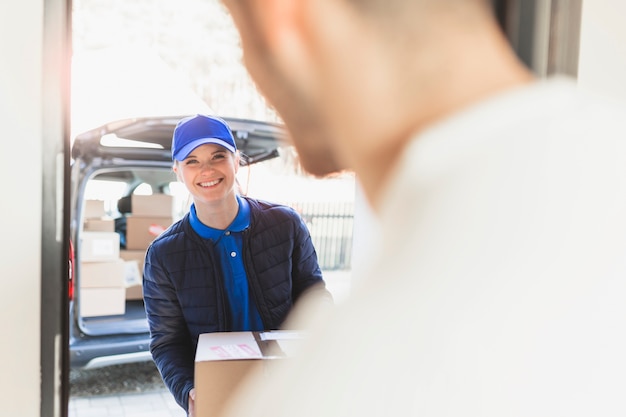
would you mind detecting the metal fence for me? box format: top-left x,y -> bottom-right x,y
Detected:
284,201 -> 354,271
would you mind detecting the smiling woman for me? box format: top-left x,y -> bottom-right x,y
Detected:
69,114 -> 299,371
172,118 -> 242,223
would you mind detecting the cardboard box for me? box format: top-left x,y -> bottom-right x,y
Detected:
131,194 -> 174,217
195,331 -> 303,417
84,218 -> 115,232
120,249 -> 146,273
120,250 -> 147,300
125,284 -> 143,300
84,199 -> 106,219
80,259 -> 126,288
80,287 -> 126,317
81,232 -> 120,262
126,216 -> 173,250
123,260 -> 143,300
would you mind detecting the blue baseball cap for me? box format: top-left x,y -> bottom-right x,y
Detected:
171,114 -> 237,161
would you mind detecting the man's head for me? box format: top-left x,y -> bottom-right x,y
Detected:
220,0 -> 529,204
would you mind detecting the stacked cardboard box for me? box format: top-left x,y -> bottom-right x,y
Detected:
120,249 -> 146,300
123,194 -> 174,299
80,257 -> 126,317
83,199 -> 115,232
126,194 -> 174,250
79,200 -> 125,317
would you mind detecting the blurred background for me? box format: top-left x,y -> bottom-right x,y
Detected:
71,0 -> 277,137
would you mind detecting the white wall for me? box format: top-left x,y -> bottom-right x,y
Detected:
578,1 -> 626,99
0,0 -> 43,415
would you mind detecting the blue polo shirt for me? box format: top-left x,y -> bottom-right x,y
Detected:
189,195 -> 264,331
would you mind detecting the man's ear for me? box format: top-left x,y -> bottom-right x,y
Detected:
226,0 -> 304,48
259,0 -> 304,49
225,0 -> 314,76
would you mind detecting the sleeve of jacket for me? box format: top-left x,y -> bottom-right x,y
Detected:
143,243 -> 194,412
289,211 -> 334,305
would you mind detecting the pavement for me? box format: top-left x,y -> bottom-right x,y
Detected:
69,270 -> 351,417
69,389 -> 186,417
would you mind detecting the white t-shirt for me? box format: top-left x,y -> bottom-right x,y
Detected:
223,78 -> 626,417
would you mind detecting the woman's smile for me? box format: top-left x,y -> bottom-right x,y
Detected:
198,178 -> 222,188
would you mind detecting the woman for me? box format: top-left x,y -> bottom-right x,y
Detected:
143,114 -> 331,416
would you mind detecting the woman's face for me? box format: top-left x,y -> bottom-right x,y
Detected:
173,143 -> 240,206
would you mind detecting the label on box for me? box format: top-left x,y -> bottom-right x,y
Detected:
123,260 -> 142,287
81,232 -> 121,262
148,223 -> 167,236
91,238 -> 116,256
210,344 -> 262,359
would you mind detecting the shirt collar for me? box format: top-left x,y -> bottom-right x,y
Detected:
230,195 -> 250,232
189,195 -> 250,240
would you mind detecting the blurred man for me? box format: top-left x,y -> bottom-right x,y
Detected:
216,0 -> 626,416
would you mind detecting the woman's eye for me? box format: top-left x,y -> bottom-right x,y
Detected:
213,154 -> 226,160
185,159 -> 198,165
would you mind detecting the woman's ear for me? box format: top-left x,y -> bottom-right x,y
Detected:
172,163 -> 182,181
234,151 -> 241,173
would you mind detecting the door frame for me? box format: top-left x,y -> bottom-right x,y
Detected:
41,0 -> 72,415
496,0 -> 583,78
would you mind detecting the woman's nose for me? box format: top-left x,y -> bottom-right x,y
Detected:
199,161 -> 214,171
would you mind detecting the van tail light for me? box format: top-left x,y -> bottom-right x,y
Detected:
68,239 -> 75,301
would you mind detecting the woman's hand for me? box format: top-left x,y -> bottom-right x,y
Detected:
188,388 -> 196,417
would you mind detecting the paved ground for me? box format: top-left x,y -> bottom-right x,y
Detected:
69,360 -> 185,417
69,389 -> 186,417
